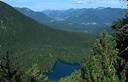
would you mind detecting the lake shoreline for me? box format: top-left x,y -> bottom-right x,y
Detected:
44,60 -> 80,81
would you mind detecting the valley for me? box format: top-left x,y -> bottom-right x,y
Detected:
0,1 -> 95,72
17,7 -> 126,34
0,1 -> 127,82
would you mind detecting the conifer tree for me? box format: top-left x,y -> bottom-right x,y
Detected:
112,17 -> 128,82
81,32 -> 119,82
25,64 -> 49,82
0,51 -> 22,82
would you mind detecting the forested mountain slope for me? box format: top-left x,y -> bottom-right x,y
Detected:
0,1 -> 95,71
16,7 -> 53,23
17,7 -> 125,33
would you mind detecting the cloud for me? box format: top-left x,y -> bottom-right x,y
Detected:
73,0 -> 84,4
75,1 -> 83,4
73,0 -> 99,4
73,0 -> 127,7
2,0 -> 127,11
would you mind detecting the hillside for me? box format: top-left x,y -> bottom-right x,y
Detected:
17,7 -> 124,33
43,8 -> 126,33
16,7 -> 53,23
0,1 -> 95,71
43,8 -> 126,24
46,21 -> 113,34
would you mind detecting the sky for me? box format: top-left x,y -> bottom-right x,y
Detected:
1,0 -> 128,11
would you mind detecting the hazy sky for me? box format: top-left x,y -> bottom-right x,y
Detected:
1,0 -> 128,11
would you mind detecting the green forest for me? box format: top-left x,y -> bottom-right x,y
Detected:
0,1 -> 95,72
0,0 -> 128,82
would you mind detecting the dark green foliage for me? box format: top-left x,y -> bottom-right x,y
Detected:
0,51 -> 22,82
59,71 -> 83,82
114,30 -> 128,59
80,32 -> 119,82
112,19 -> 123,30
112,17 -> 128,82
60,15 -> 128,82
112,17 -> 128,30
62,15 -> 128,82
60,31 -> 128,82
79,17 -> 128,82
59,32 -> 120,82
112,17 -> 128,59
113,57 -> 127,82
25,64 -> 49,82
0,1 -> 95,71
0,52 -> 49,82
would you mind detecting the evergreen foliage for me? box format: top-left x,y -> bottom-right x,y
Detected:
59,71 -> 82,82
0,1 -> 95,71
25,64 -> 49,82
80,32 -> 119,82
112,17 -> 128,59
59,32 -> 119,82
114,30 -> 128,59
0,51 -> 22,82
60,15 -> 128,82
60,30 -> 128,82
112,17 -> 128,82
0,52 -> 49,82
1,1 -> 128,82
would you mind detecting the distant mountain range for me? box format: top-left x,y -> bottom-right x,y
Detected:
1,0 -> 127,74
16,7 -> 126,34
43,8 -> 126,24
16,7 -> 53,23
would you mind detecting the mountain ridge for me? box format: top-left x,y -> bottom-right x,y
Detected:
16,7 -> 53,23
16,7 -> 125,33
0,1 -> 95,71
43,7 -> 126,23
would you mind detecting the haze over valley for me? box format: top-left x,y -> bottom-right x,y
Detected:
16,7 -> 126,34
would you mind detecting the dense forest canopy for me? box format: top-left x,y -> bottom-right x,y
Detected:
60,0 -> 128,82
0,0 -> 128,82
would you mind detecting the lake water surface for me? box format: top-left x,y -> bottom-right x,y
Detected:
45,61 -> 80,81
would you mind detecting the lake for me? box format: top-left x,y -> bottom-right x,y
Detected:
45,60 -> 80,81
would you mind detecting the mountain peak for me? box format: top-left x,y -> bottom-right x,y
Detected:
16,7 -> 33,12
96,7 -> 105,10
